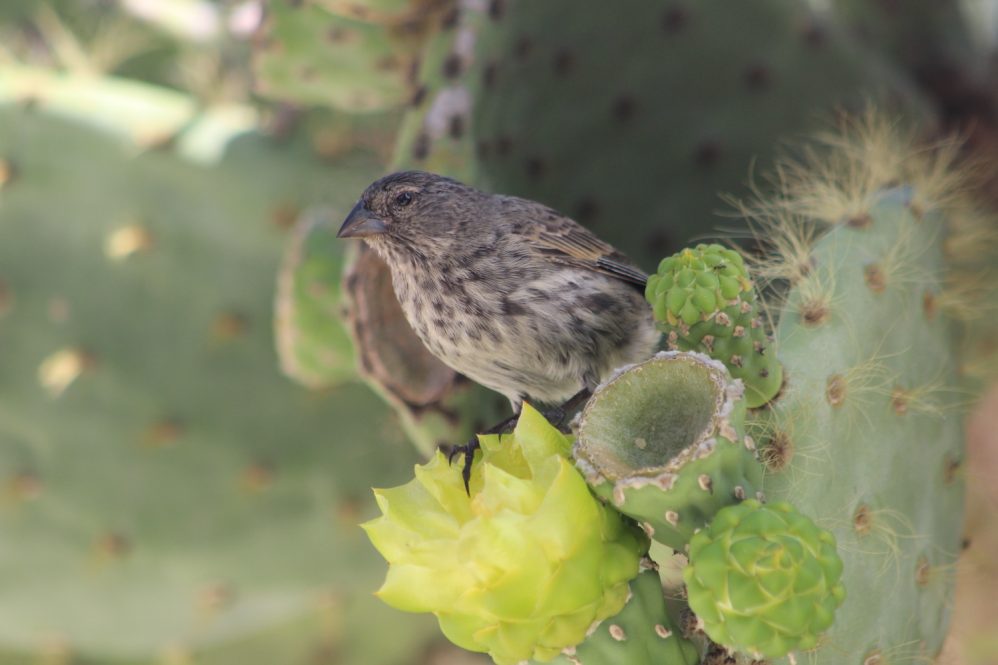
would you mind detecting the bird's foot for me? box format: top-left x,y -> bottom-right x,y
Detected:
543,387 -> 593,431
447,438 -> 480,494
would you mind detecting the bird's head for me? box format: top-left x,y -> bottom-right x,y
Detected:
338,171 -> 482,260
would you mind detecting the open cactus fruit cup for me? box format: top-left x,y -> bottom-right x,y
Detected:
359,112 -> 992,664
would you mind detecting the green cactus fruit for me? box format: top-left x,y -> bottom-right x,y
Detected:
548,568 -> 700,665
574,351 -> 764,551
363,403 -> 648,665
647,244 -> 783,408
274,207 -> 356,389
683,499 -> 846,659
0,97 -> 439,664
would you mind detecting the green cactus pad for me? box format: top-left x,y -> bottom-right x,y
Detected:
274,208 -> 356,389
253,3 -> 423,113
683,499 -> 846,659
0,102 -> 437,664
549,568 -> 700,665
733,116 -> 979,664
575,352 -> 764,551
647,244 -> 783,408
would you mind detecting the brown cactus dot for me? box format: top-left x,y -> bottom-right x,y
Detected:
800,297 -> 829,327
914,555 -> 931,586
335,494 -> 362,526
826,373 -> 847,406
270,202 -> 299,231
0,158 -> 15,188
553,49 -> 575,77
375,55 -> 400,72
105,223 -> 155,260
695,139 -> 722,167
347,3 -> 369,19
447,114 -> 465,139
212,311 -> 249,340
803,22 -> 827,47
406,56 -> 422,84
922,289 -> 937,320
440,7 -> 460,29
198,584 -> 236,614
744,64 -> 771,91
574,197 -> 600,223
514,36 -> 533,60
852,503 -> 872,535
611,95 -> 637,123
645,229 -> 675,255
906,201 -> 924,219
96,532 -> 131,559
864,263 -> 887,293
891,385 -> 908,415
661,6 -> 689,33
495,135 -> 513,157
943,455 -> 961,484
409,85 -> 427,107
441,53 -> 462,79
144,419 -> 185,448
487,0 -> 505,20
482,61 -> 498,88
241,460 -> 275,492
326,26 -> 347,42
847,213 -> 873,229
8,471 -> 42,501
412,132 -> 431,161
525,157 -> 545,180
760,430 -> 793,471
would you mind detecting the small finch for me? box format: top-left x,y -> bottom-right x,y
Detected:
338,171 -> 659,481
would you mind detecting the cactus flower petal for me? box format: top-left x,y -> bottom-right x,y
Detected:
362,404 -> 648,664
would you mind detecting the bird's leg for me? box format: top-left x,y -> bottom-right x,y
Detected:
448,388 -> 593,494
448,411 -> 520,494
540,387 -> 593,431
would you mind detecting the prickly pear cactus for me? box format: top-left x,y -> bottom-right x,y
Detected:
0,100 -> 442,664
393,0 -> 929,267
360,114 -> 988,664
274,208 -> 357,389
742,166 -> 968,663
254,0 -> 450,113
631,116 -> 973,663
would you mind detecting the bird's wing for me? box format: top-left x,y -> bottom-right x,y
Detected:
517,208 -> 649,289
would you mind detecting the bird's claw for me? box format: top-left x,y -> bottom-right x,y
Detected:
448,438 -> 480,494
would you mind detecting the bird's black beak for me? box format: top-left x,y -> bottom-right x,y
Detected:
337,202 -> 388,239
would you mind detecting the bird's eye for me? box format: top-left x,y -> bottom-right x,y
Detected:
395,191 -> 414,207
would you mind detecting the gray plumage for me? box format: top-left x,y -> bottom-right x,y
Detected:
338,171 -> 660,412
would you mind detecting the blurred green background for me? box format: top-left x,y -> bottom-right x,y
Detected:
0,1 -> 996,664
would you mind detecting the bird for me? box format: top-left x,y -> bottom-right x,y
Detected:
338,171 -> 660,485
